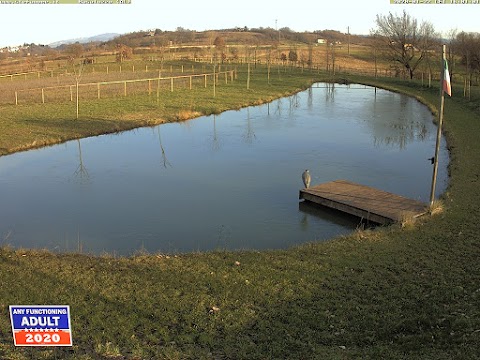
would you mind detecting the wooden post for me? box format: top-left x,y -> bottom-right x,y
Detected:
156,78 -> 160,105
213,64 -> 216,97
145,65 -> 148,72
106,66 -> 109,74
204,74 -> 207,88
189,76 -> 192,90
37,72 -> 40,78
181,65 -> 184,73
170,78 -> 174,92
119,65 -> 122,73
247,63 -> 250,90
41,88 -> 45,104
132,65 -> 135,72
97,83 -> 100,99
124,81 -> 127,96
15,91 -> 18,105
70,85 -> 73,102
76,81 -> 79,120
267,61 -> 271,83
148,79 -> 152,95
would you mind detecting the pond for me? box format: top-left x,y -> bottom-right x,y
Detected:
0,83 -> 449,256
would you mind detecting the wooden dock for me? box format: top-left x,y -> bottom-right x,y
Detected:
299,180 -> 428,225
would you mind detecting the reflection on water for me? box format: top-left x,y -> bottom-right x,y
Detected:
73,140 -> 90,184
298,201 -> 362,232
157,127 -> 172,168
367,87 -> 430,150
0,83 -> 449,255
242,108 -> 257,144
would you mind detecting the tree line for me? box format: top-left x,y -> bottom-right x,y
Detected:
2,14 -> 480,83
373,10 -> 480,82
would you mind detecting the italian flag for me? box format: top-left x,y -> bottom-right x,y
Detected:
443,59 -> 452,96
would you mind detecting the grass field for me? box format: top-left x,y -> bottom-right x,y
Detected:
1,59 -> 480,359
0,62 -> 329,156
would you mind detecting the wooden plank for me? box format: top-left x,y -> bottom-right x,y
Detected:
299,180 -> 427,225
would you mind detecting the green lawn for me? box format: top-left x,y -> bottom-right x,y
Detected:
1,69 -> 479,359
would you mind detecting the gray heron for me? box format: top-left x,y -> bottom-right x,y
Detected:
302,169 -> 311,188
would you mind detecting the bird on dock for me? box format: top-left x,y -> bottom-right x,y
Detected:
302,169 -> 311,189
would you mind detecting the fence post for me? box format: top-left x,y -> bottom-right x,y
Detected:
148,79 -> 152,95
213,65 -> 216,98
106,66 -> 109,74
124,81 -> 127,96
133,65 -> 135,72
170,78 -> 173,92
156,78 -> 160,105
76,81 -> 79,120
97,83 -> 101,99
189,76 -> 192,90
120,65 -> 122,73
15,91 -> 18,105
70,85 -> 73,102
204,74 -> 207,88
42,88 -> 45,104
225,71 -> 227,84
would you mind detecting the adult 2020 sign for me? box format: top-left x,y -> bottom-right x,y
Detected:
9,305 -> 72,346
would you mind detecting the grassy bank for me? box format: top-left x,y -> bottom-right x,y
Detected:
1,71 -> 480,359
0,64 -> 320,156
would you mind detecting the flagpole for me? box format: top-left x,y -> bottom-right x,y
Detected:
429,44 -> 446,207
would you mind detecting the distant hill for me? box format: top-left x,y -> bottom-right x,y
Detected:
104,28 -> 370,49
49,33 -> 120,48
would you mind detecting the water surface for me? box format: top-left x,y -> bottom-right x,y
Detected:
0,84 -> 448,255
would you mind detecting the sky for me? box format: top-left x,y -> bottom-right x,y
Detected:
0,0 -> 479,48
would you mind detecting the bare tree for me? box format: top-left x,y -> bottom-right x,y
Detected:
453,32 -> 480,80
65,43 -> 84,60
65,44 -> 84,120
288,49 -> 298,66
374,10 -> 438,79
116,44 -> 133,63
213,36 -> 226,63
